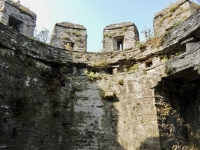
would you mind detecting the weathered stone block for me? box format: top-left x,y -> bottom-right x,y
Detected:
153,0 -> 199,36
103,22 -> 139,52
0,0 -> 36,37
104,91 -> 114,99
50,22 -> 87,52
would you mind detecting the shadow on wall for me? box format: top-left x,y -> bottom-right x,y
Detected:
0,43 -> 124,149
138,137 -> 160,150
0,32 -> 163,149
154,68 -> 200,150
0,43 -> 162,150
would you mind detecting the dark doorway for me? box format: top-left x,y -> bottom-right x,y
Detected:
8,16 -> 24,32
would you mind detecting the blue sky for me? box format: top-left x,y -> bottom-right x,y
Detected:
16,0 -> 197,52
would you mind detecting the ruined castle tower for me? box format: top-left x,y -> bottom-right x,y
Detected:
154,0 -> 199,36
0,0 -> 36,37
103,22 -> 139,52
50,22 -> 87,52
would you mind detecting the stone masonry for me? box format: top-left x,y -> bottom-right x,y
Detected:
0,0 -> 36,37
103,22 -> 139,52
153,0 -> 199,36
1,0 -> 200,150
50,22 -> 87,52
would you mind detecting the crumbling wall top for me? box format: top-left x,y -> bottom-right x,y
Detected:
56,22 -> 86,30
154,0 -> 189,19
153,0 -> 199,36
104,22 -> 135,30
5,0 -> 36,18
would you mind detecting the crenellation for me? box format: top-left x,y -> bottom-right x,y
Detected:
0,0 -> 200,149
103,22 -> 139,52
153,0 -> 199,36
50,22 -> 87,52
0,0 -> 36,37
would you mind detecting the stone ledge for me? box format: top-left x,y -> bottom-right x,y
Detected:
56,22 -> 86,30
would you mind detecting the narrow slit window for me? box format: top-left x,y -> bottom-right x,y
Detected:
117,40 -> 123,50
114,36 -> 124,51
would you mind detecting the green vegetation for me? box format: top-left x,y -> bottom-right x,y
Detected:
165,67 -> 173,75
104,32 -> 116,38
0,20 -> 5,24
145,36 -> 164,48
64,43 -> 72,51
118,79 -> 124,85
84,70 -> 101,81
70,85 -> 82,98
173,16 -> 188,27
11,1 -> 35,16
75,38 -> 84,43
175,51 -> 183,56
160,54 -> 168,63
90,59 -> 108,69
169,5 -> 178,13
72,31 -> 81,37
62,35 -> 70,40
136,41 -> 146,50
128,64 -> 139,72
99,90 -> 105,99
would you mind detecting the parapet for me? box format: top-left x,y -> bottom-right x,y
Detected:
103,22 -> 139,52
50,22 -> 87,52
0,0 -> 36,37
153,0 -> 199,36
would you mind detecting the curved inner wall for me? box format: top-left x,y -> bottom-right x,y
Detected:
1,0 -> 200,149
0,45 -> 161,149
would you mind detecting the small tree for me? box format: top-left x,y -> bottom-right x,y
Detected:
141,27 -> 154,42
34,27 -> 50,43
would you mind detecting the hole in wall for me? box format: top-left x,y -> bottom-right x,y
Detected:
107,67 -> 113,74
63,41 -> 74,50
113,36 -> 124,50
145,60 -> 152,67
8,16 -> 24,32
117,40 -> 123,50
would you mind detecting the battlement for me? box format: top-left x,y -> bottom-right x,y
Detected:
103,22 -> 139,52
56,22 -> 86,30
50,22 -> 87,52
1,0 -> 200,149
0,0 -> 36,36
153,0 -> 199,36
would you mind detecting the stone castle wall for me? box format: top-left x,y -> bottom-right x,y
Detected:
0,22 -> 162,149
0,0 -> 36,37
0,0 -> 200,149
103,22 -> 139,52
50,22 -> 87,52
153,0 -> 199,36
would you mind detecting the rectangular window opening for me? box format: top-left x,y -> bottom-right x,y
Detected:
113,36 -> 124,51
63,41 -> 74,50
8,16 -> 24,32
117,40 -> 123,50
